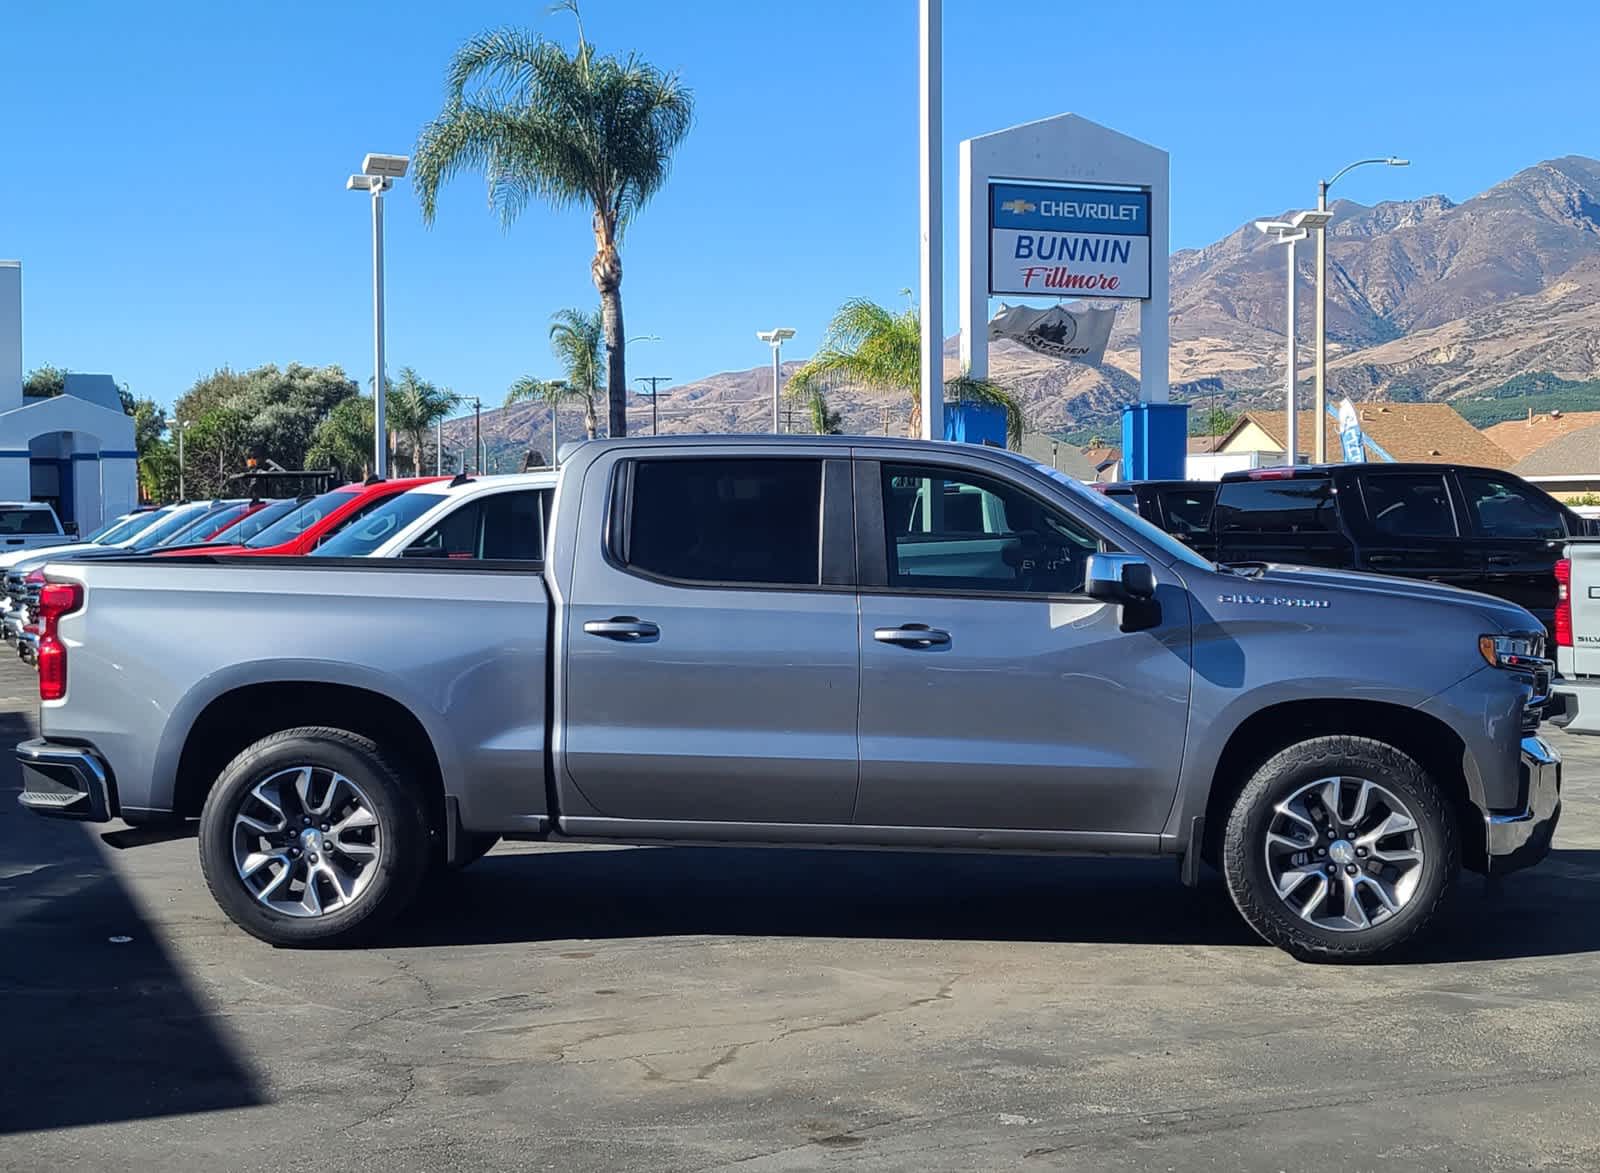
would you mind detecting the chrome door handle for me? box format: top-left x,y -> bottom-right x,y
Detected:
874,624 -> 951,648
583,617 -> 660,641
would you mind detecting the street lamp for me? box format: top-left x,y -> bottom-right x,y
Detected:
757,328 -> 796,434
174,419 -> 192,500
1313,156 -> 1408,460
347,152 -> 409,478
1257,210 -> 1332,466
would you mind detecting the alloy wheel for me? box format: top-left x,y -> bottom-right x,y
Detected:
231,765 -> 382,918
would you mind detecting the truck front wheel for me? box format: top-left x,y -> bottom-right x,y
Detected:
1222,735 -> 1458,962
197,727 -> 431,947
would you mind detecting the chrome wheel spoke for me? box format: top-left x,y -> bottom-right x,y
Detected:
233,764 -> 382,920
1264,775 -> 1424,934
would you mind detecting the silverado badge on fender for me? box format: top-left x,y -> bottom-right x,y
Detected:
1217,593 -> 1330,608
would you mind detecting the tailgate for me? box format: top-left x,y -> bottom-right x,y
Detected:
1566,544 -> 1600,676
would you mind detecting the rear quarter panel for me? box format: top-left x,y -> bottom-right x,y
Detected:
41,559 -> 549,829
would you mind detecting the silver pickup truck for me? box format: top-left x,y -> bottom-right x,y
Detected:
16,437 -> 1562,961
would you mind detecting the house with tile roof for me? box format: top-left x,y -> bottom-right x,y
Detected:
1485,410 -> 1600,464
1509,422 -> 1600,500
1214,403 -> 1514,469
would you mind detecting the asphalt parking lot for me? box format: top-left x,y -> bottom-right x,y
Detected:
4,658 -> 1600,1172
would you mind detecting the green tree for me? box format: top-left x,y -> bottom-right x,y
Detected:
306,396 -> 375,483
22,364 -> 66,398
174,364 -> 359,482
546,307 -> 606,440
787,297 -> 1025,444
505,376 -> 574,465
182,406 -> 251,498
413,1 -> 694,438
1190,406 -> 1237,437
385,368 -> 460,475
806,388 -> 844,435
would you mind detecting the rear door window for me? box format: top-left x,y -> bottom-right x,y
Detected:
1157,487 -> 1215,536
1213,478 -> 1339,534
621,458 -> 822,586
1459,473 -> 1569,540
400,489 -> 550,560
1356,473 -> 1458,537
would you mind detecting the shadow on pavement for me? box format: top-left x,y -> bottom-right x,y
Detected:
393,842 -> 1600,963
0,708 -> 262,1136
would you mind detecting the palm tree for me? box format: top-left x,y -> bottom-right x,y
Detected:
385,368 -> 461,475
413,1 -> 694,438
787,297 -> 1025,445
806,388 -> 844,435
505,376 -> 572,465
546,307 -> 605,440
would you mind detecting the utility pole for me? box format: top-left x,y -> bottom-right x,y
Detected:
634,376 -> 671,436
176,421 -> 187,500
466,396 -> 482,474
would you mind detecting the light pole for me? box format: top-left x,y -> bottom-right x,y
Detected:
175,420 -> 191,500
918,0 -> 943,441
347,152 -> 409,478
436,415 -> 443,476
1257,210 -> 1331,466
465,396 -> 482,473
1313,156 -> 1408,460
635,376 -> 671,436
757,329 -> 796,433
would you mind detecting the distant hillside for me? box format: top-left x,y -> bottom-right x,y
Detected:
446,154 -> 1600,457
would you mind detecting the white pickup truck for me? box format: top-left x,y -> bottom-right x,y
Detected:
1552,542 -> 1600,732
0,501 -> 74,553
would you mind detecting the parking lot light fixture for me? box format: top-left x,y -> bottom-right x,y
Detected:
1256,217 -> 1327,465
349,153 -> 410,478
757,329 -> 796,434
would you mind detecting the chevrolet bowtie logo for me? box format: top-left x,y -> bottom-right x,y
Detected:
1000,199 -> 1036,215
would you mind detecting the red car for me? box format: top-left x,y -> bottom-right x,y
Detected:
159,477 -> 447,557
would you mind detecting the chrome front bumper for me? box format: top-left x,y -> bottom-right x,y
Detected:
1486,735 -> 1561,874
15,740 -> 117,822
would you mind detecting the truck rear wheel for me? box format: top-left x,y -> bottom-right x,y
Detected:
197,727 -> 430,947
1222,735 -> 1458,962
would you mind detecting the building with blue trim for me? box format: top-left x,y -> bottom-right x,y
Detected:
0,262 -> 138,531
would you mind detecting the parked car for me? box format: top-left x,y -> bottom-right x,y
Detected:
0,501 -> 75,553
308,471 -> 557,560
199,496 -> 304,546
18,437 -> 1559,962
172,477 -> 448,557
1192,464 -> 1591,634
4,501 -> 240,649
1093,480 -> 1216,544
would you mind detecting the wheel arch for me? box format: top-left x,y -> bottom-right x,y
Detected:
1200,698 -> 1486,874
172,680 -> 447,834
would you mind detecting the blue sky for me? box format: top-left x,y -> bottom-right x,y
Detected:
3,0 -> 1596,419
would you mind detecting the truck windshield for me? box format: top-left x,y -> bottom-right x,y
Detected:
310,491 -> 442,557
126,504 -> 216,550
207,497 -> 299,544
98,510 -> 168,545
0,508 -> 57,535
244,489 -> 356,548
995,452 -> 1215,572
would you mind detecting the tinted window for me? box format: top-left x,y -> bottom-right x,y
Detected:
1460,473 -> 1567,540
624,458 -> 822,586
171,502 -> 250,543
1214,478 -> 1339,534
882,464 -> 1102,595
99,510 -> 167,545
392,490 -> 547,560
128,504 -> 216,549
244,489 -> 357,548
1104,489 -> 1138,512
208,497 -> 299,544
312,491 -> 444,557
1358,474 -> 1457,537
0,508 -> 57,535
1157,487 -> 1215,536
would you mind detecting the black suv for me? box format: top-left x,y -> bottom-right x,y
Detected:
1195,463 -> 1592,632
1093,480 -> 1216,545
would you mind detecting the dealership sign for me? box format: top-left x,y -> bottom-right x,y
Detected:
988,182 -> 1151,299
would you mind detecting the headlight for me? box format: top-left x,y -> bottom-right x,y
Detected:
1478,633 -> 1546,669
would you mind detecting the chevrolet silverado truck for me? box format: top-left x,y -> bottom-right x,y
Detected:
16,437 -> 1562,961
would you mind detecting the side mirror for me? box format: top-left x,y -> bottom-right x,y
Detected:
1085,553 -> 1156,604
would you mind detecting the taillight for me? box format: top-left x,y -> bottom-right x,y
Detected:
1247,467 -> 1298,480
36,581 -> 84,702
1554,558 -> 1572,648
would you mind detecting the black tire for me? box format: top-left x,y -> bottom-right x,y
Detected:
197,727 -> 431,948
1222,735 -> 1458,963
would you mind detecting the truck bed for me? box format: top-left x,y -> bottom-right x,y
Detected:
41,555 -> 551,828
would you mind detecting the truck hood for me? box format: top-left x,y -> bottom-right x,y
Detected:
1229,563 -> 1542,635
0,542 -> 102,570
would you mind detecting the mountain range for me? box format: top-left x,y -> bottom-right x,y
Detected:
446,154 -> 1600,462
